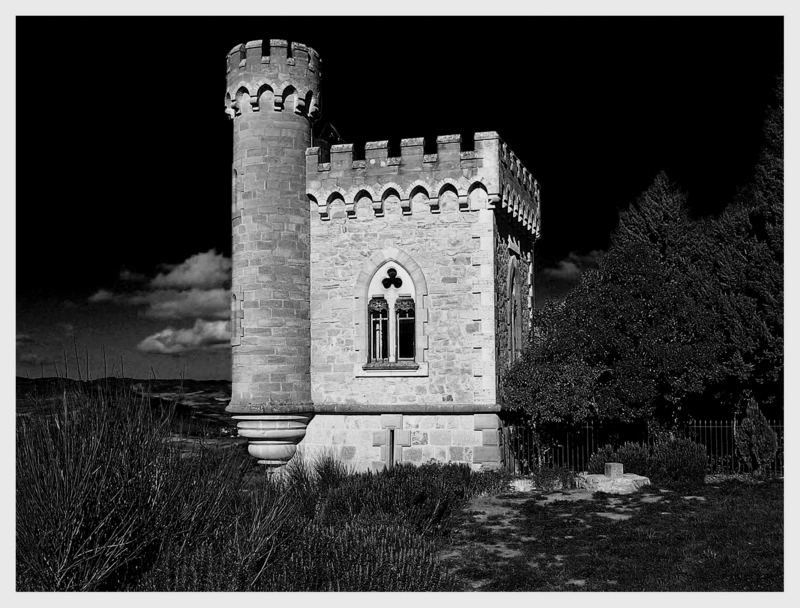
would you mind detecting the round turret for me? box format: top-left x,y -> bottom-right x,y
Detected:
224,39 -> 321,467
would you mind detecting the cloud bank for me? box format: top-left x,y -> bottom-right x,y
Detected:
89,249 -> 232,354
542,250 -> 603,282
137,319 -> 230,355
151,250 -> 232,290
128,288 -> 230,320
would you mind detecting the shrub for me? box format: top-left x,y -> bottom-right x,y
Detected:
587,438 -> 707,486
735,402 -> 778,475
649,437 -> 708,485
313,462 -> 507,534
16,383 -> 254,591
587,441 -> 650,477
18,383 -> 508,591
136,474 -> 300,591
528,466 -> 577,490
260,522 -> 454,591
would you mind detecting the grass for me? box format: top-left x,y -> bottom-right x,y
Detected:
442,479 -> 783,591
16,381 -> 508,591
16,380 -> 782,591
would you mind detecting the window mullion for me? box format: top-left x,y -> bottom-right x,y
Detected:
387,299 -> 397,363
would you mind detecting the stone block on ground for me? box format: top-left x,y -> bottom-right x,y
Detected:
576,472 -> 651,495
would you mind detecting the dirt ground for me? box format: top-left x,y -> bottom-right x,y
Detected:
436,478 -> 781,591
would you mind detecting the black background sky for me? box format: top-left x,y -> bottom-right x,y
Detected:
15,16 -> 783,379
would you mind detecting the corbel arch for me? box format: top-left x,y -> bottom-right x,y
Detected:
377,182 -> 407,202
434,177 -> 462,199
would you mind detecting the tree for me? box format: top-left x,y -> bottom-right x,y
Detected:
503,79 -> 783,425
504,174 -> 727,427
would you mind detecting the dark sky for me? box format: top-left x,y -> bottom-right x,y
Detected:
15,16 -> 783,379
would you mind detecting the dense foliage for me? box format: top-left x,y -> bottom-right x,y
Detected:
734,399 -> 778,475
587,437 -> 708,486
17,384 -> 508,591
503,80 -> 782,427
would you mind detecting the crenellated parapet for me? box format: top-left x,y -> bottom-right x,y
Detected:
224,39 -> 321,119
305,132 -> 540,238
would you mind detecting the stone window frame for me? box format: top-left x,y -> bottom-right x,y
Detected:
365,264 -> 416,368
507,254 -> 523,364
353,247 -> 429,377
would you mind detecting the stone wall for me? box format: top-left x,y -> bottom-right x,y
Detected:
309,199 -> 497,409
299,413 -> 502,472
308,133 -> 505,413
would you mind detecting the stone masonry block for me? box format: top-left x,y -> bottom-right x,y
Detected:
403,447 -> 423,463
452,430 -> 481,447
380,414 -> 403,429
482,429 -> 499,446
395,429 -> 412,447
373,431 -> 387,447
473,413 -> 500,430
429,430 -> 451,446
411,431 -> 428,446
473,446 -> 501,464
448,446 -> 467,462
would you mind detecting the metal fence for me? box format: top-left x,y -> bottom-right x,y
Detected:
499,419 -> 784,476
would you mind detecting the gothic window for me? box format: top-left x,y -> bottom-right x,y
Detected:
364,263 -> 418,369
368,297 -> 389,361
508,258 -> 523,364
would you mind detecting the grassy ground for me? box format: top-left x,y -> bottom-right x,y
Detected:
16,379 -> 783,591
441,478 -> 783,591
16,382 -> 510,591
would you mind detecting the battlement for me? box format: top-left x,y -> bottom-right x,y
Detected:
226,39 -> 321,74
306,132 -> 541,237
225,39 -> 321,119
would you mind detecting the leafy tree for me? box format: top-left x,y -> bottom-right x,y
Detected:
503,80 -> 783,427
504,174 -> 726,427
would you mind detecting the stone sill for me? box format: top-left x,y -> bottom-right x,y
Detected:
354,361 -> 429,377
362,361 -> 419,371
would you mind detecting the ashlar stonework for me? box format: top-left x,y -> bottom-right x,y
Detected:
224,39 -> 541,471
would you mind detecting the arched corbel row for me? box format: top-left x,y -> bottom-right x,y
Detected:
224,81 -> 318,118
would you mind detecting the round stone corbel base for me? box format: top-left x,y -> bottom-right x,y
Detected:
232,414 -> 311,468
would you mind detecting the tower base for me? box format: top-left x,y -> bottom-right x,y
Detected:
232,414 -> 312,468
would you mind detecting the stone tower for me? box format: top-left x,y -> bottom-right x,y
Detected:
224,39 -> 321,467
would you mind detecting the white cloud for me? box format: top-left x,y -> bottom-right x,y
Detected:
151,249 -> 231,290
87,251 -> 232,320
543,250 -> 604,282
88,288 -> 115,303
137,319 -> 231,355
132,288 -> 230,321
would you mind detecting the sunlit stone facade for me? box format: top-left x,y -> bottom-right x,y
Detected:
224,39 -> 540,471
